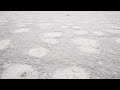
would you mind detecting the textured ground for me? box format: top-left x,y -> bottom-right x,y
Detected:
0,11 -> 120,79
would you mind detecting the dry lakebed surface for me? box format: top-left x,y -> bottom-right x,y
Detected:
0,11 -> 120,79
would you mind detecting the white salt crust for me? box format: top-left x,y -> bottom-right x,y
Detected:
12,28 -> 30,33
72,38 -> 100,48
77,46 -> 101,54
28,47 -> 50,59
72,30 -> 89,35
53,66 -> 89,79
92,31 -> 104,36
1,64 -> 39,79
43,32 -> 63,38
43,38 -> 60,45
115,38 -> 120,43
0,39 -> 11,50
105,29 -> 120,34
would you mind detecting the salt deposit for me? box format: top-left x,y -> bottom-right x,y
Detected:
28,47 -> 50,59
43,32 -> 63,38
72,38 -> 100,48
12,28 -> 30,33
43,38 -> 60,45
53,66 -> 89,79
0,39 -> 11,50
1,64 -> 39,79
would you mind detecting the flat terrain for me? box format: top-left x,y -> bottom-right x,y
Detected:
1,11 -> 120,79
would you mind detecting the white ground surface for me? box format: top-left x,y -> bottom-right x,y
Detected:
1,11 -> 120,79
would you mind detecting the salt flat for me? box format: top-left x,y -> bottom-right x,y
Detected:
0,11 -> 120,79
